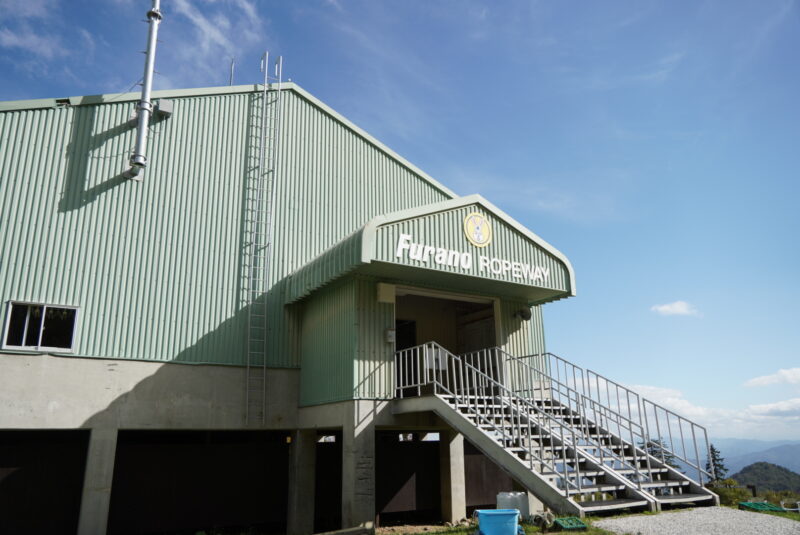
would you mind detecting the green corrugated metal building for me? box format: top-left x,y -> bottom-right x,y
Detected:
0,82 -> 581,533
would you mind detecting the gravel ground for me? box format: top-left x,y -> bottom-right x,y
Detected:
594,507 -> 800,535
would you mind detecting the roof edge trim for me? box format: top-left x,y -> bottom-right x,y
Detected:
360,194 -> 576,296
0,82 -> 457,199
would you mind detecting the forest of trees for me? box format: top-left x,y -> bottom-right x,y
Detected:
731,462 -> 800,493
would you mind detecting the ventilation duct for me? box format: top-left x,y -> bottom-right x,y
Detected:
124,0 -> 163,180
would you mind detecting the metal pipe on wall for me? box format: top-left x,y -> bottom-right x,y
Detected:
124,0 -> 163,180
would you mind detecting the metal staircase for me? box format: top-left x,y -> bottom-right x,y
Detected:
393,343 -> 718,516
244,53 -> 283,426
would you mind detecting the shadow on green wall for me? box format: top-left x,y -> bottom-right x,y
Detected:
59,103 -> 168,213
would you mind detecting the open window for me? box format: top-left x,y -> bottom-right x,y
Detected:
3,302 -> 78,352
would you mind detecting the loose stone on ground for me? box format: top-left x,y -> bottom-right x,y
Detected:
593,506 -> 800,535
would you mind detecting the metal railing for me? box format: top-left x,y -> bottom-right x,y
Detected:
395,342 -> 580,496
513,351 -> 714,486
465,347 -> 655,488
395,342 -> 650,497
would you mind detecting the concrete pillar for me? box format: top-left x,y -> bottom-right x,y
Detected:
287,429 -> 317,535
439,430 -> 467,523
511,480 -> 544,519
526,491 -> 545,517
342,402 -> 375,528
77,428 -> 118,535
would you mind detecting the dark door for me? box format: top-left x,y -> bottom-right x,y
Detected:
395,320 -> 416,350
395,320 -> 418,396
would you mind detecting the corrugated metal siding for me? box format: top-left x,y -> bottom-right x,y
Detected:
285,230 -> 363,303
0,93 -> 254,364
298,278 -> 357,406
374,205 -> 570,292
0,87 -> 453,368
499,300 -> 546,357
354,278 -> 394,399
264,90 -> 451,367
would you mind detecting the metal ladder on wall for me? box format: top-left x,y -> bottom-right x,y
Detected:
394,343 -> 718,514
244,53 -> 283,426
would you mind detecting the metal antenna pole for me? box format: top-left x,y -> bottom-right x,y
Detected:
124,0 -> 163,180
229,56 -> 235,86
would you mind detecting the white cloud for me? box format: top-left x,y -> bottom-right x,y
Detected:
650,300 -> 699,316
173,0 -> 235,54
745,368 -> 800,387
750,398 -> 800,417
629,384 -> 800,440
0,26 -> 65,59
630,51 -> 686,85
163,0 -> 267,88
0,0 -> 55,20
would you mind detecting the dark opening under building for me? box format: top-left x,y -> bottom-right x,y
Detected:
0,78 -> 719,535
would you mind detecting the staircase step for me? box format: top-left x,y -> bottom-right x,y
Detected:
641,480 -> 690,488
569,483 -> 628,494
579,498 -> 651,512
655,493 -> 715,504
618,467 -> 669,475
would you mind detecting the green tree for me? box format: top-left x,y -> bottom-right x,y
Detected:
641,437 -> 680,470
713,478 -> 751,505
705,443 -> 728,481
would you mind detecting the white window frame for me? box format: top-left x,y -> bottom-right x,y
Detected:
2,300 -> 79,353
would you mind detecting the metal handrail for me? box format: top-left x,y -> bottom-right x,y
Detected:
396,342 -> 581,495
395,342 -> 646,497
466,347 -> 655,489
514,351 -> 714,486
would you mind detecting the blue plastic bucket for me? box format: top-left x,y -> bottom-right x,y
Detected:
475,509 -> 520,535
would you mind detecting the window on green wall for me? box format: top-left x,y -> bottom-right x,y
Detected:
3,302 -> 78,352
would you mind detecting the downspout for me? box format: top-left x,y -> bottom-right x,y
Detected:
124,0 -> 163,180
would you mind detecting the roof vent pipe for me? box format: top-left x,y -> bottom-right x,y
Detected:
124,0 -> 163,180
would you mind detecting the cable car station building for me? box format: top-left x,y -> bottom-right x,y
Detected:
0,83 -> 717,535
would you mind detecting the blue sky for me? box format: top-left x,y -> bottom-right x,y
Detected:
1,0 -> 799,440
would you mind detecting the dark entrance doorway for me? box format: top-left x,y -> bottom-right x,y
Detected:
108,430 -> 289,535
395,292 -> 496,355
0,429 -> 89,535
395,319 -> 417,351
375,431 -> 441,525
314,431 -> 342,533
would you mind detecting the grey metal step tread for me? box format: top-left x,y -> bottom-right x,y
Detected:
578,498 -> 651,512
458,405 -> 511,412
554,457 -> 588,463
655,493 -> 715,503
617,467 -> 669,474
567,470 -> 605,478
569,483 -> 628,493
641,480 -> 690,488
580,435 -> 630,449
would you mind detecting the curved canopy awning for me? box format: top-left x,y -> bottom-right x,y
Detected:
285,195 -> 575,305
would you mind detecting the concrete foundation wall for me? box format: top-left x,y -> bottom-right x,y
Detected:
0,353 -> 299,429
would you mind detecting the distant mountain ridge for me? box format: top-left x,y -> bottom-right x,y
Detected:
724,444 -> 800,475
731,462 -> 800,493
711,438 -> 800,460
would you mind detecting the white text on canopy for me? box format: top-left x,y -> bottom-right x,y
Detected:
394,234 -> 550,284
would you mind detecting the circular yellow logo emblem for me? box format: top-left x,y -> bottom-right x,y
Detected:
464,212 -> 492,248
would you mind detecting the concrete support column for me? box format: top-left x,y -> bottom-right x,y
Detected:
77,428 -> 118,535
342,402 -> 376,528
526,491 -> 544,517
439,430 -> 467,523
287,429 -> 317,535
511,480 -> 544,519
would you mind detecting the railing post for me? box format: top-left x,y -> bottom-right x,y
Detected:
704,427 -> 714,482
691,425 -> 703,486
